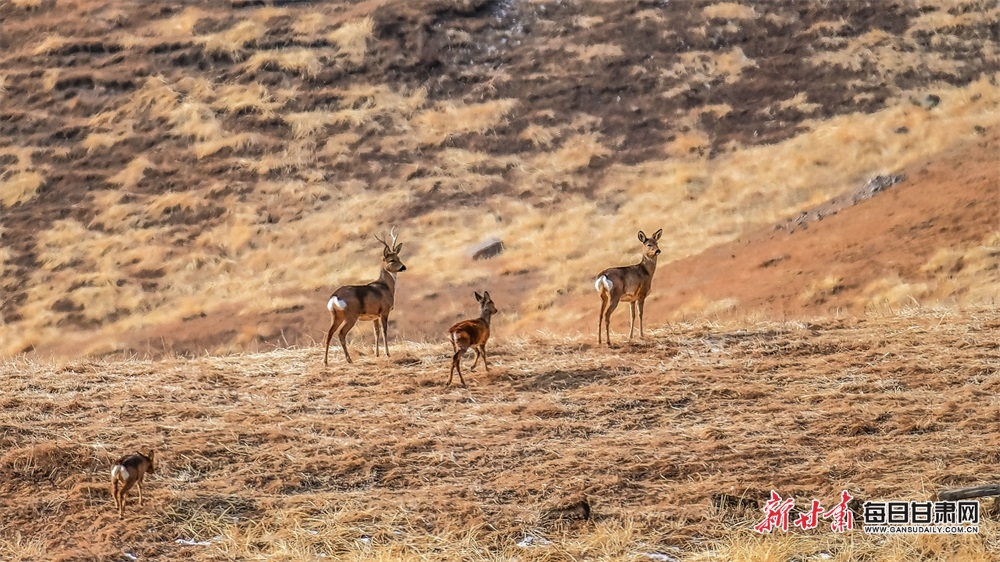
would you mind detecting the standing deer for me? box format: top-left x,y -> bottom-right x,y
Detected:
595,228 -> 662,346
111,450 -> 155,519
447,291 -> 498,387
324,228 -> 407,365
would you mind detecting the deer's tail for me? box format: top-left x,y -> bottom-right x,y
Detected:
327,295 -> 348,311
595,275 -> 613,295
111,464 -> 129,482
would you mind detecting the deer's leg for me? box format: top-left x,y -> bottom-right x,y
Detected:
324,313 -> 345,366
598,293 -> 609,344
138,478 -> 144,506
637,299 -> 646,338
604,295 -> 621,346
449,347 -> 466,387
470,347 -> 481,370
480,345 -> 489,373
373,319 -> 381,357
338,317 -> 358,364
628,302 -> 637,340
113,479 -> 121,513
381,314 -> 391,357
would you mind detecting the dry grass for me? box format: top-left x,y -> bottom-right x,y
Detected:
413,99 -> 519,145
201,20 -> 266,61
244,49 -> 325,77
328,17 -> 375,64
0,171 -> 45,207
1,310 -> 997,560
702,2 -> 758,21
107,156 -> 153,190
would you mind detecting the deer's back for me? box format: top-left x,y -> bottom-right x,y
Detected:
114,454 -> 151,476
598,264 -> 651,301
334,282 -> 393,315
449,318 -> 489,346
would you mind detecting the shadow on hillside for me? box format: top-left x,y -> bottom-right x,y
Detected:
516,368 -> 615,392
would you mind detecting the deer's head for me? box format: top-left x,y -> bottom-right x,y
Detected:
637,229 -> 663,260
475,290 -> 498,317
375,227 -> 407,273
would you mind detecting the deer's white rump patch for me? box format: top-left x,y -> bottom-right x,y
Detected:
328,296 -> 347,311
111,465 -> 129,481
595,275 -> 613,294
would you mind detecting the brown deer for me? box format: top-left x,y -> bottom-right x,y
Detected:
324,228 -> 407,365
111,450 -> 155,519
447,291 -> 498,387
595,229 -> 662,346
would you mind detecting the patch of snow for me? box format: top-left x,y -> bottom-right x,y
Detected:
175,535 -> 221,547
640,553 -> 680,562
516,535 -> 552,547
123,553 -> 138,561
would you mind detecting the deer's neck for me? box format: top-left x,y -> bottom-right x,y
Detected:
640,254 -> 658,276
480,308 -> 494,326
378,267 -> 398,293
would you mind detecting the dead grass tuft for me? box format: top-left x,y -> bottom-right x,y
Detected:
0,171 -> 45,207
107,156 -> 153,190
244,48 -> 324,77
328,17 -> 375,64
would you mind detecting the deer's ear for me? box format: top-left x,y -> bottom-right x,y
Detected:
475,292 -> 483,302
637,231 -> 647,243
651,228 -> 663,241
482,290 -> 490,301
394,243 -> 402,254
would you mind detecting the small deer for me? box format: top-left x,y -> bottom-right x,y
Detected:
111,450 -> 155,519
324,228 -> 407,365
447,291 -> 498,387
595,228 -> 662,346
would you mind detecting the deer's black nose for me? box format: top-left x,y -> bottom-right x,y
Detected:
398,265 -> 407,271
655,249 -> 661,255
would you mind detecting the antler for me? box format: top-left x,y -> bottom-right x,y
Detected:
374,226 -> 401,253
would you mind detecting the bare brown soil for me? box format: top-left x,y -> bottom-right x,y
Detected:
2,310 -> 998,560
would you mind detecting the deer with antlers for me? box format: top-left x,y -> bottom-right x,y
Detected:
111,450 -> 155,519
447,291 -> 498,387
324,227 -> 407,365
595,228 -> 662,346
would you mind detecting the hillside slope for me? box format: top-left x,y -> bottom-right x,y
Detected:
1,0 -> 998,357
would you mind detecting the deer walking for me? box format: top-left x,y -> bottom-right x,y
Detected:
595,229 -> 662,346
111,450 -> 155,519
447,291 -> 498,387
324,228 -> 407,365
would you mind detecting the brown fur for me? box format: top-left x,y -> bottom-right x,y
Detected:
447,291 -> 498,387
111,450 -> 155,519
324,229 -> 407,365
595,229 -> 662,346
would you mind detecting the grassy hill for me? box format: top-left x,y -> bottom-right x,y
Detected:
1,0 -> 997,357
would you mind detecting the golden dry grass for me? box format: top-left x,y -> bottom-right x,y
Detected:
1,309 -> 997,560
0,171 -> 45,207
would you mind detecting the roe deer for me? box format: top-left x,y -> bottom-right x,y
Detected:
447,291 -> 498,387
324,228 -> 407,365
595,229 -> 662,346
111,450 -> 155,519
